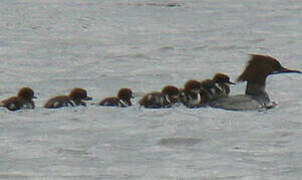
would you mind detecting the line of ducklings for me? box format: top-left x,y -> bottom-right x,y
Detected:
0,73 -> 234,111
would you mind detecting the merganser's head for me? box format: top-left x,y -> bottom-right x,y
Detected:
184,80 -> 202,94
69,88 -> 92,101
18,87 -> 37,100
161,85 -> 180,102
117,88 -> 134,101
213,73 -> 235,85
237,54 -> 301,85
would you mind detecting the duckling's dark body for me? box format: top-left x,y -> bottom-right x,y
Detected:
44,95 -> 75,108
139,86 -> 179,108
98,88 -> 133,107
44,88 -> 92,109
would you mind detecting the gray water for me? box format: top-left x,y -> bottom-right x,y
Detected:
0,0 -> 302,179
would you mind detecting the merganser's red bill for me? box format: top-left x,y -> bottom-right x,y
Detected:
276,67 -> 301,74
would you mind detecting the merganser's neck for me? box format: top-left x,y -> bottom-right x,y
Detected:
245,82 -> 270,105
245,82 -> 265,95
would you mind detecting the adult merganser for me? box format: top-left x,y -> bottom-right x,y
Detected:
0,87 -> 37,111
44,88 -> 92,108
139,85 -> 180,108
98,88 -> 134,107
209,54 -> 301,111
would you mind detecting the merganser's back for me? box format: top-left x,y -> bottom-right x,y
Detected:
209,54 -> 301,111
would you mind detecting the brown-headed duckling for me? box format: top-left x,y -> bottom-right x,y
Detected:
98,88 -> 134,107
139,85 -> 180,108
180,80 -> 205,108
0,87 -> 37,111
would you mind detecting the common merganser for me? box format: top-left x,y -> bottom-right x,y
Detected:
139,85 -> 180,108
0,87 -> 37,111
180,80 -> 203,108
98,88 -> 134,107
209,54 -> 301,111
44,88 -> 92,108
